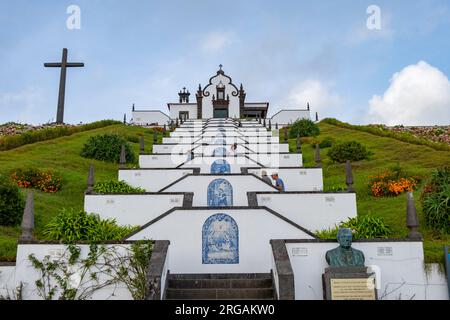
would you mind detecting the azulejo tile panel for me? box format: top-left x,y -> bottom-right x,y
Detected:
202,213 -> 239,264
207,178 -> 233,206
210,159 -> 231,174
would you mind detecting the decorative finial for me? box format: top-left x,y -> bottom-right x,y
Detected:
123,113 -> 127,124
406,192 -> 422,239
345,160 -> 354,192
20,192 -> 35,242
315,144 -> 322,167
296,134 -> 302,153
132,103 -> 135,112
219,64 -> 223,70
120,145 -> 127,168
86,164 -> 95,193
307,102 -> 310,111
140,136 -> 145,153
268,119 -> 272,130
315,112 -> 319,122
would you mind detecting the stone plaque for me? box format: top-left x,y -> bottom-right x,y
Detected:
330,278 -> 376,300
322,267 -> 377,300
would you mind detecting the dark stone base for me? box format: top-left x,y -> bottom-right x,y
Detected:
322,267 -> 377,300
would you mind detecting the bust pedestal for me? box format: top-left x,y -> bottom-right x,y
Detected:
322,267 -> 377,300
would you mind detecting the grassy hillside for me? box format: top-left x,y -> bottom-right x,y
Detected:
0,124 -> 162,261
0,121 -> 449,263
290,122 -> 450,264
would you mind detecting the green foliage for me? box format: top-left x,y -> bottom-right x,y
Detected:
28,242 -> 153,300
327,140 -> 372,163
93,180 -> 145,194
126,135 -> 140,144
422,167 -> 450,233
0,176 -> 24,226
80,134 -> 136,163
43,208 -> 137,243
288,119 -> 320,138
316,216 -> 391,239
311,136 -> 334,149
0,120 -> 121,151
321,118 -> 450,152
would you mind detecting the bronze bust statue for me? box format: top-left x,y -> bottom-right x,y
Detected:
326,228 -> 365,267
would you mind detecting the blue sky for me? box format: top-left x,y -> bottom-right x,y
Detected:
1,0 -> 449,125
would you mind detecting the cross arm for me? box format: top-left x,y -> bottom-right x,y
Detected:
66,63 -> 85,68
44,63 -> 62,67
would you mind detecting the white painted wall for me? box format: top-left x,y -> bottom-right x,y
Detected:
285,241 -> 449,300
132,111 -> 171,126
270,110 -> 311,125
139,154 -> 188,168
248,168 -> 323,192
180,156 -> 260,173
13,244 -> 133,300
128,209 -> 314,274
247,153 -> 303,167
84,194 -> 185,226
163,175 -> 276,206
119,169 -> 193,191
169,104 -> 198,119
0,265 -> 16,299
257,193 -> 356,231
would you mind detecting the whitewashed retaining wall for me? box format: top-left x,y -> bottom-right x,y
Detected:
119,169 -> 194,191
247,168 -> 323,192
139,154 -> 187,168
257,193 -> 356,231
132,111 -> 170,126
163,175 -> 276,206
128,209 -> 314,274
285,241 -> 449,300
13,244 -> 134,300
270,110 -> 311,125
180,156 -> 260,173
84,194 -> 185,226
247,153 -> 303,167
0,265 -> 16,299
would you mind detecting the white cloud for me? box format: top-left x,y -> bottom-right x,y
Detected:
0,87 -> 49,124
366,61 -> 450,125
200,32 -> 234,54
279,80 -> 342,118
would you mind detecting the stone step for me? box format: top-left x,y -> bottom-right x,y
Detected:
168,278 -> 273,289
168,273 -> 272,280
166,288 -> 275,300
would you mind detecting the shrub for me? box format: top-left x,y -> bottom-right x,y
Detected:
288,119 -> 320,138
316,216 -> 391,239
93,180 -> 145,194
126,135 -> 140,144
0,176 -> 24,226
0,120 -> 121,151
421,167 -> 450,233
311,136 -> 334,149
11,168 -> 62,193
80,134 -> 136,163
327,141 -> 372,163
43,209 -> 138,242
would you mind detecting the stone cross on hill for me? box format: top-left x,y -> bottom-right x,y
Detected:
44,48 -> 84,124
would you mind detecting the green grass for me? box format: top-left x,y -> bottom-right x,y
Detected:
0,124 -> 163,261
288,122 -> 450,264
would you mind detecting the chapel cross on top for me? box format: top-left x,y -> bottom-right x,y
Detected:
44,48 -> 84,124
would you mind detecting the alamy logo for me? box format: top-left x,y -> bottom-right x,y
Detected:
367,5 -> 381,30
66,5 -> 81,30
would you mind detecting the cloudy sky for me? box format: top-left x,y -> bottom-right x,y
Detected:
1,0 -> 449,125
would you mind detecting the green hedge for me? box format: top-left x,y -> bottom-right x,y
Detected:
0,120 -> 121,151
93,180 -> 145,193
321,118 -> 450,152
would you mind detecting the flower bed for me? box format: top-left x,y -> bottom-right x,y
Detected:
11,168 -> 62,193
385,125 -> 450,145
368,169 -> 419,197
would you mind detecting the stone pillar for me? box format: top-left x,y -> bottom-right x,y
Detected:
120,145 -> 126,169
153,131 -> 158,144
19,192 -> 35,242
140,136 -> 145,153
315,144 -> 322,168
86,164 -> 94,193
283,126 -> 288,143
345,160 -> 354,192
406,192 -> 422,239
296,134 -> 302,153
123,113 -> 127,124
146,240 -> 170,300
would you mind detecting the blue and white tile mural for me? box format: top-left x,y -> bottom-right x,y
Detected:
214,138 -> 226,145
207,179 -> 233,206
202,213 -> 239,264
210,159 -> 231,174
212,147 -> 227,157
